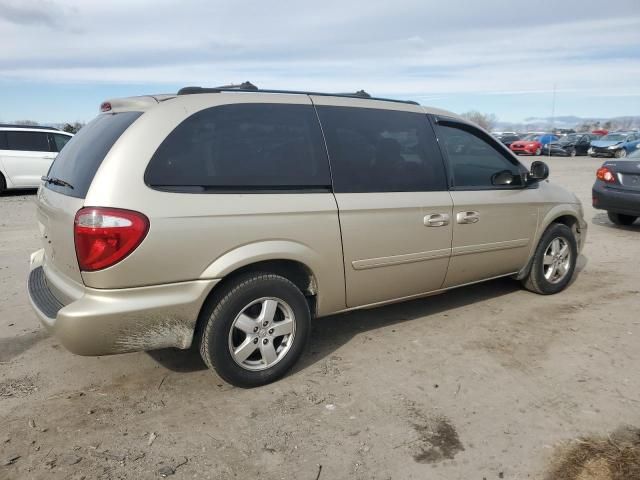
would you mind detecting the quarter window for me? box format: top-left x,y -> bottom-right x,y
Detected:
316,106 -> 446,192
51,133 -> 72,152
146,103 -> 330,191
436,123 -> 524,188
5,131 -> 50,152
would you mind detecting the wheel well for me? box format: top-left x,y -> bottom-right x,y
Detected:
219,260 -> 317,297
194,260 -> 318,341
552,214 -> 580,239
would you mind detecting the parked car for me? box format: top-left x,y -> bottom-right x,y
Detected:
541,133 -> 599,157
592,147 -> 640,225
493,133 -> 521,148
27,85 -> 586,387
509,133 -> 554,155
589,132 -> 640,158
0,125 -> 73,193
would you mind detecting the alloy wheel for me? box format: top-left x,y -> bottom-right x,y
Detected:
543,237 -> 572,284
228,297 -> 296,371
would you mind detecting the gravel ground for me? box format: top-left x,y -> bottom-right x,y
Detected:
0,155 -> 638,480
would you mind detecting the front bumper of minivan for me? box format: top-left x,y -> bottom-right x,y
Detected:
27,249 -> 218,355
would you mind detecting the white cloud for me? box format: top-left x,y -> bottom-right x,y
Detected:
0,0 -> 638,120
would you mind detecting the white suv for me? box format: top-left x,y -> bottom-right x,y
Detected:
0,125 -> 73,192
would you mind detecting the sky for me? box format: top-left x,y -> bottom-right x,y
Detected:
0,0 -> 639,124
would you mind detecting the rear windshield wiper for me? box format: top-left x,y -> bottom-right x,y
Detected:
41,176 -> 74,189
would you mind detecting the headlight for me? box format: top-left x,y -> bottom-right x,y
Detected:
607,144 -> 619,149
588,148 -> 594,153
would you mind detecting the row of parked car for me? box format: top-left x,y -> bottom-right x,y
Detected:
493,131 -> 640,158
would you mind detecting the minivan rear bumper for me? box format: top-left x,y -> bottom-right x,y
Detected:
28,249 -> 218,355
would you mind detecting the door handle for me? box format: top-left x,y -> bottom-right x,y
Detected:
456,211 -> 480,224
424,213 -> 450,227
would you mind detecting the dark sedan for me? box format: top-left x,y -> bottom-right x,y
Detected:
592,148 -> 640,225
542,133 -> 600,157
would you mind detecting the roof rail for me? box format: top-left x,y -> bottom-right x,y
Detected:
0,123 -> 60,131
176,83 -> 418,105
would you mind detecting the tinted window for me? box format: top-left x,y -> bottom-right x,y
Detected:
146,103 -> 330,191
5,131 -> 50,152
0,132 -> 7,149
46,111 -> 142,198
316,106 -> 446,192
436,123 -> 524,188
51,133 -> 72,152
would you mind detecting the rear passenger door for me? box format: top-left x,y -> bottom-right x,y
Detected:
1,130 -> 54,187
433,117 -> 539,288
314,98 -> 453,308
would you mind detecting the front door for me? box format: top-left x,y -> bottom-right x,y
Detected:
433,118 -> 539,288
313,99 -> 453,307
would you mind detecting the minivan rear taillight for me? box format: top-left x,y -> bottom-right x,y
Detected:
74,207 -> 149,271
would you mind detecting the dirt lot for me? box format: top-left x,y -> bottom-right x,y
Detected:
1,155 -> 639,480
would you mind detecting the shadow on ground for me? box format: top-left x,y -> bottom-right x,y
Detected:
592,212 -> 640,231
0,188 -> 37,197
149,276 -> 526,375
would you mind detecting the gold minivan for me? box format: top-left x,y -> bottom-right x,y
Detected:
28,84 -> 586,387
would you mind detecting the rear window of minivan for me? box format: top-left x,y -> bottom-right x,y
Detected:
45,111 -> 142,198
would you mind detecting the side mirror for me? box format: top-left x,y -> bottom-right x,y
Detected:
529,160 -> 549,182
492,170 -> 516,186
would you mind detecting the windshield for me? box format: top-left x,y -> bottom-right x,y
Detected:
558,135 -> 578,144
523,134 -> 540,141
601,134 -> 627,141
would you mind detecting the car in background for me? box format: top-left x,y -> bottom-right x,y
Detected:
510,133 -> 558,155
493,133 -> 521,148
542,133 -> 600,157
589,132 -> 640,158
0,125 -> 73,193
592,147 -> 640,225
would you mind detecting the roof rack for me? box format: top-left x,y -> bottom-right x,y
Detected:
176,83 -> 418,105
0,123 -> 60,131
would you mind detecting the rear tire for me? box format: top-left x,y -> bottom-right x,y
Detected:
607,212 -> 637,226
0,173 -> 6,194
522,223 -> 577,295
199,273 -> 311,388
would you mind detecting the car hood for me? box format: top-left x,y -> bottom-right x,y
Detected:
591,140 -> 623,148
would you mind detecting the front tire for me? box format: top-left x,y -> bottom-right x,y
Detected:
608,212 -> 637,226
199,273 -> 311,388
569,148 -> 577,158
535,147 -> 542,156
522,223 -> 577,295
615,149 -> 627,158
0,173 -> 6,194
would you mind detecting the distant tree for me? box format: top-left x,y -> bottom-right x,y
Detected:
603,121 -> 613,130
614,117 -> 634,130
63,122 -> 84,134
576,122 -> 593,132
14,120 -> 39,126
460,110 -> 498,131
